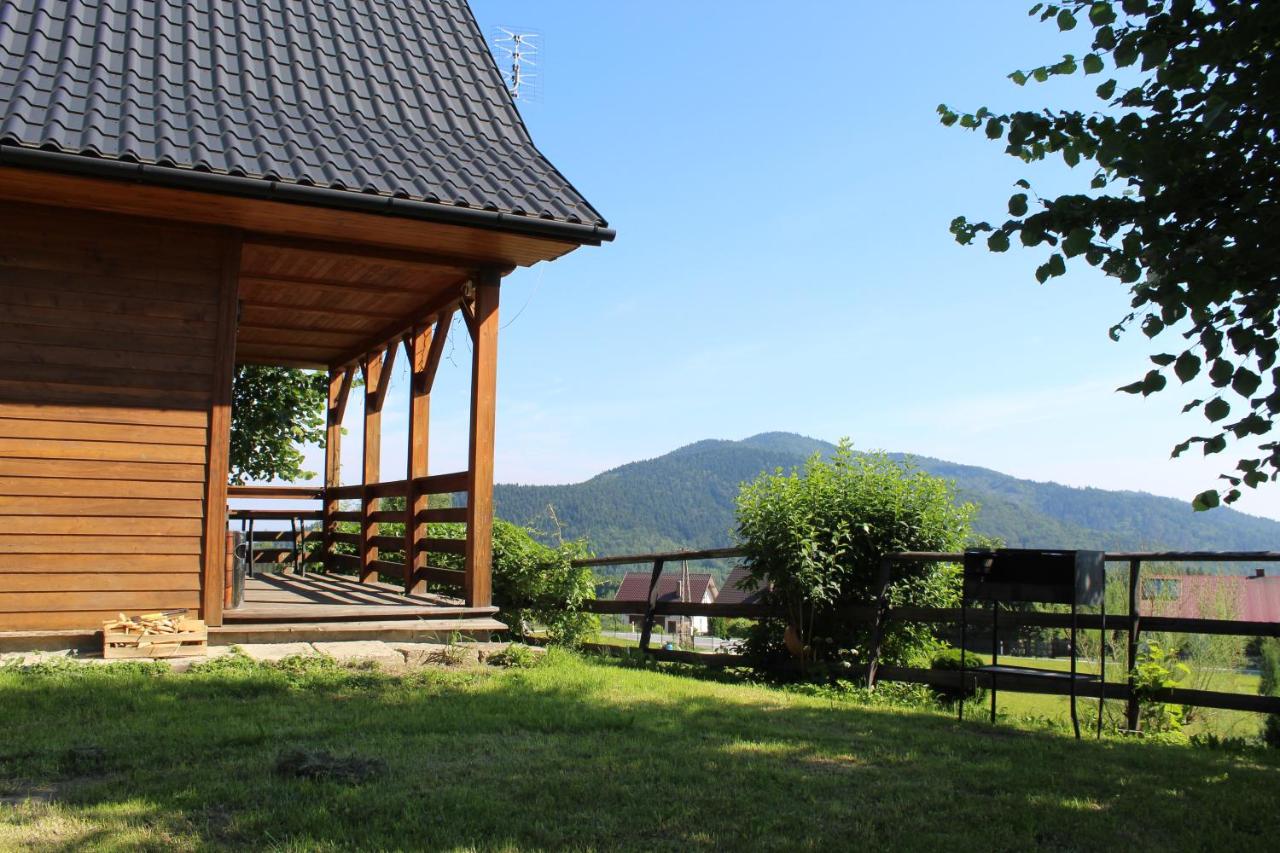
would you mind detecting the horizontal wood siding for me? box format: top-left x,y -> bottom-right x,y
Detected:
0,204 -> 223,629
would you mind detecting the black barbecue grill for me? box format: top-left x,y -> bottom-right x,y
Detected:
959,549 -> 1107,739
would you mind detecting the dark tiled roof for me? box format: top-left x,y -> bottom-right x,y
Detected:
615,572 -> 717,605
0,0 -> 609,238
715,566 -> 768,606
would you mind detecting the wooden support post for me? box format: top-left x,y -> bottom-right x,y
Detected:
359,345 -> 396,584
638,558 -> 667,653
201,233 -> 240,628
464,273 -> 500,607
1126,557 -> 1142,731
323,367 -> 353,575
404,323 -> 432,594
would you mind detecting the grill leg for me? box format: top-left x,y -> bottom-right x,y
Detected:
990,602 -> 998,725
1070,597 -> 1080,740
1097,590 -> 1106,739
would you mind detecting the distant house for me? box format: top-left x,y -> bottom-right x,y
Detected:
615,572 -> 718,635
716,567 -> 769,606
1141,569 -> 1280,622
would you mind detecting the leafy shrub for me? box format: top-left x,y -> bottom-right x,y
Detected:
708,616 -> 755,640
929,647 -> 988,705
1259,637 -> 1280,748
735,441 -> 974,670
489,520 -> 598,646
1132,642 -> 1190,738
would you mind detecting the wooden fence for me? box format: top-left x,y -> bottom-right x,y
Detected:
573,548 -> 1280,723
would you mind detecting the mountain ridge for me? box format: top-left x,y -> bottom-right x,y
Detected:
494,432 -> 1280,562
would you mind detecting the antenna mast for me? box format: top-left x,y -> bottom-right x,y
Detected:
493,27 -> 540,101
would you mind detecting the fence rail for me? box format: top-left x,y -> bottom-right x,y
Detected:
577,546 -> 1280,723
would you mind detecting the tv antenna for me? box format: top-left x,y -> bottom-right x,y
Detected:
493,27 -> 540,101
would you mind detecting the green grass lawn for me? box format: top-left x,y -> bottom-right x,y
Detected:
2,651 -> 1278,851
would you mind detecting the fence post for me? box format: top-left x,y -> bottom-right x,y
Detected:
1126,557 -> 1142,731
638,558 -> 666,653
866,557 -> 893,689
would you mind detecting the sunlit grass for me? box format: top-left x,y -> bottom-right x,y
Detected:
0,651 -> 1276,851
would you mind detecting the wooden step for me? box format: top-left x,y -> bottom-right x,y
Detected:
209,617 -> 508,645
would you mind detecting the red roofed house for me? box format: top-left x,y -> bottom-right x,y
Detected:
1141,569 -> 1280,622
615,571 -> 718,635
716,566 -> 768,606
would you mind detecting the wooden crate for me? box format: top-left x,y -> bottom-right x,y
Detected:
102,615 -> 208,660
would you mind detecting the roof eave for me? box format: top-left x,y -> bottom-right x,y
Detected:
0,144 -> 616,247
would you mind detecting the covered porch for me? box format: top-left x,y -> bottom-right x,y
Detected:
218,233 -> 514,630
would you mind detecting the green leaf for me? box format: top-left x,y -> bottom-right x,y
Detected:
1203,435 -> 1227,455
1140,370 -> 1166,396
1150,354 -> 1176,367
1114,41 -> 1138,68
1057,9 -> 1077,31
1232,368 -> 1261,397
1181,399 -> 1203,414
1008,193 -> 1029,216
1063,227 -> 1092,257
1209,359 -> 1233,387
1117,380 -> 1145,395
1046,253 -> 1066,277
1088,2 -> 1116,26
1192,490 -> 1220,511
1096,79 -> 1117,99
1082,53 -> 1103,75
1205,398 -> 1230,422
987,231 -> 1010,252
1174,352 -> 1201,383
985,118 -> 1003,139
1009,70 -> 1028,86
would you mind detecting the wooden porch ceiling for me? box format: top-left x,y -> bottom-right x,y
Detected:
234,236 -> 481,370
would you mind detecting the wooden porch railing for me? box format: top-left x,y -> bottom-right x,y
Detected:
227,476 -> 473,597
572,548 -> 1280,722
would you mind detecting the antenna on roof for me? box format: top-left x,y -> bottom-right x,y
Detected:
492,27 -> 541,101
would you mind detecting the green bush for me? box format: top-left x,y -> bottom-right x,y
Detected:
490,520 -> 598,647
929,647 -> 987,705
1132,642 -> 1190,738
708,616 -> 755,640
1259,637 -> 1280,748
735,441 -> 974,670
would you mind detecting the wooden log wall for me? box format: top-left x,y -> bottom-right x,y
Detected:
0,203 -> 233,630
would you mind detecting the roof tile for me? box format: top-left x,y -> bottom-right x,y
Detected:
0,0 -> 605,229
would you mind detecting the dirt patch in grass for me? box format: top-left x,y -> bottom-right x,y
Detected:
274,748 -> 386,784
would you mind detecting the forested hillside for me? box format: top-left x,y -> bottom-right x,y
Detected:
494,433 -> 1280,570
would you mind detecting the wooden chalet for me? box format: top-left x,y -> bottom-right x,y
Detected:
0,0 -> 611,637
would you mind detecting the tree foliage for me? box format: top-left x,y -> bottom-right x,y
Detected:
940,0 -> 1280,509
735,442 -> 975,668
230,366 -> 328,485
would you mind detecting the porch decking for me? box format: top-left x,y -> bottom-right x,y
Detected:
226,572 -> 498,623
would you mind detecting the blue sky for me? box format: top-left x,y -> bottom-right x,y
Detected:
287,1 -> 1279,522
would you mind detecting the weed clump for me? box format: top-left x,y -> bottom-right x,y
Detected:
275,749 -> 386,785
486,643 -> 539,669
